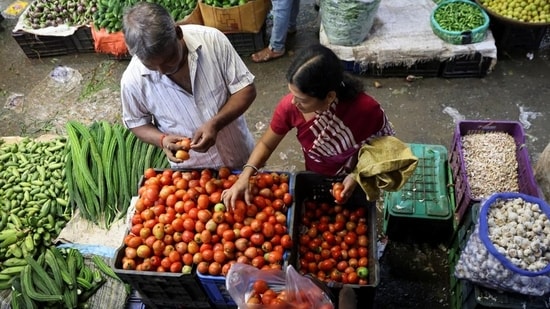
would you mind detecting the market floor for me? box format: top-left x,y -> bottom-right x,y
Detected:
1,0 -> 550,308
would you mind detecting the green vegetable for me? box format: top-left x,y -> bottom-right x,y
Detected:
434,2 -> 486,32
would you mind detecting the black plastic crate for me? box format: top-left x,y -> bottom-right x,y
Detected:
113,247 -> 211,309
72,26 -> 95,53
289,171 -> 379,309
343,60 -> 442,77
13,30 -> 77,58
126,290 -> 147,309
490,19 -> 549,52
225,26 -> 266,56
440,53 -> 494,78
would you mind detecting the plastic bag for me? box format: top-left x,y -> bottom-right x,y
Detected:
454,192 -> 550,296
320,0 -> 381,46
226,263 -> 334,308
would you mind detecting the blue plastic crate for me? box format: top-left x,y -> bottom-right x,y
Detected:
196,272 -> 237,308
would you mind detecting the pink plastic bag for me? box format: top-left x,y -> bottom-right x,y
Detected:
226,263 -> 334,308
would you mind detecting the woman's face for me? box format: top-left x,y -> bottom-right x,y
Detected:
288,83 -> 331,114
140,38 -> 184,75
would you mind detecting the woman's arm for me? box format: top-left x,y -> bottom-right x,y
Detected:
222,127 -> 285,210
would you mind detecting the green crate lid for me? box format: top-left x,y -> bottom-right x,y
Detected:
384,143 -> 452,220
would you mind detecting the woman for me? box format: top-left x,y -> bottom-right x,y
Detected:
222,44 -> 394,208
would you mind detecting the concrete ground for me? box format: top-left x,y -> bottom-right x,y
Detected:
1,0 -> 549,308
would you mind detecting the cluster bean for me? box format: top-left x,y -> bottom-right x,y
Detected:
462,132 -> 519,199
434,2 -> 486,32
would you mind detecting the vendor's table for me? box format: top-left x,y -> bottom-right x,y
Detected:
320,0 -> 498,77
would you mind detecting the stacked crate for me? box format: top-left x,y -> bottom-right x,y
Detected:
448,119 -> 546,308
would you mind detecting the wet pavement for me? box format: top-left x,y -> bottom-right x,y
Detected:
1,0 -> 550,308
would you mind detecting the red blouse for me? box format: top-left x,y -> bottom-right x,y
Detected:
270,92 -> 393,176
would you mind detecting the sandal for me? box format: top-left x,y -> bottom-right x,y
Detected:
251,47 -> 285,63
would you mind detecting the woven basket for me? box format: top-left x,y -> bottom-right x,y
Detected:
431,0 -> 490,45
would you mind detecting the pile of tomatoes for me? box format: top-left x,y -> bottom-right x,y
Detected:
297,194 -> 370,285
121,167 -> 294,276
246,279 -> 333,309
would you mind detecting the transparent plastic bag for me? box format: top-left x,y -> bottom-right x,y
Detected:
320,0 -> 381,46
454,193 -> 550,296
226,263 -> 334,308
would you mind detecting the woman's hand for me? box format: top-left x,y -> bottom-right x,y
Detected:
221,176 -> 252,211
340,174 -> 358,204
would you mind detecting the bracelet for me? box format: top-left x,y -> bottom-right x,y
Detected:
159,134 -> 167,148
242,164 -> 259,175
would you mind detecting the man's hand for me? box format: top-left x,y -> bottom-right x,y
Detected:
162,135 -> 192,163
191,121 -> 218,153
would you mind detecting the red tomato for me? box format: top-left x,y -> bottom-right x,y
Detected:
253,280 -> 269,294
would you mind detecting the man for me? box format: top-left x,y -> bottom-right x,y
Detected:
121,2 -> 256,169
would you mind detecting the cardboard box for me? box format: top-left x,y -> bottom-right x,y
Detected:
199,0 -> 271,33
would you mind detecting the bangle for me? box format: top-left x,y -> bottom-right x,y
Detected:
242,164 -> 259,175
159,134 -> 167,148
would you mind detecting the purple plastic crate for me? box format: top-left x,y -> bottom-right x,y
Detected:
449,120 -> 541,225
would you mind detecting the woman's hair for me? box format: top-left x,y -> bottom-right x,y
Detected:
123,2 -> 177,60
286,44 -> 364,101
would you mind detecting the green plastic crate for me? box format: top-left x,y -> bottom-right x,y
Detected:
383,143 -> 455,243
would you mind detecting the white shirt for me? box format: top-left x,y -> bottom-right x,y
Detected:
121,25 -> 255,169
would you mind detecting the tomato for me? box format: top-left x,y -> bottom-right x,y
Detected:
265,251 -> 283,264
271,199 -> 286,211
209,250 -> 224,264
136,245 -> 152,258
216,223 -> 231,237
125,236 -> 143,249
261,222 -> 275,238
180,253 -> 192,266
250,233 -> 265,246
222,229 -> 236,242
344,233 -> 357,246
144,168 -> 157,179
280,234 -> 292,249
208,262 -> 222,276
329,269 -> 343,282
122,259 -> 137,270
332,182 -> 345,202
170,218 -> 184,232
216,166 -> 231,179
196,194 -> 210,210
252,279 -> 269,294
347,271 -> 359,284
356,223 -> 368,235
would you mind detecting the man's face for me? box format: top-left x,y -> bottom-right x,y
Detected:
140,38 -> 184,75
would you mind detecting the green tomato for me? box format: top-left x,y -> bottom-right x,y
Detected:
182,265 -> 193,274
214,203 -> 226,212
357,266 -> 368,279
